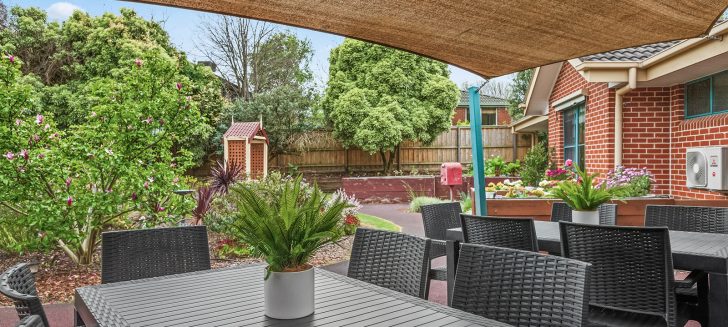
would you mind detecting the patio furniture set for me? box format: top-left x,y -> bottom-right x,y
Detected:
2,204 -> 727,326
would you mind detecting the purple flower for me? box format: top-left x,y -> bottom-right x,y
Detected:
32,134 -> 40,142
65,177 -> 72,189
35,114 -> 44,125
176,82 -> 182,91
7,55 -> 15,64
14,119 -> 22,126
67,196 -> 73,207
5,152 -> 14,161
131,192 -> 138,201
134,58 -> 143,68
144,181 -> 150,189
19,149 -> 28,161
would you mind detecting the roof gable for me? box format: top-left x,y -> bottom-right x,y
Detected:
224,122 -> 264,139
457,90 -> 508,107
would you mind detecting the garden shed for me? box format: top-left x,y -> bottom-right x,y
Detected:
223,121 -> 268,179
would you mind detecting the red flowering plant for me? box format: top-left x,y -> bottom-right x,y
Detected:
545,159 -> 577,181
327,189 -> 362,235
0,53 -> 203,264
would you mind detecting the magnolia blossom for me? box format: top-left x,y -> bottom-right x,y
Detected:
32,134 -> 40,142
143,117 -> 153,124
44,124 -> 50,131
37,153 -> 45,159
35,114 -> 44,125
144,181 -> 150,189
176,82 -> 182,91
7,55 -> 15,64
131,192 -> 138,201
134,58 -> 143,68
67,196 -> 73,206
19,149 -> 29,161
14,119 -> 22,126
65,177 -> 72,189
4,152 -> 14,160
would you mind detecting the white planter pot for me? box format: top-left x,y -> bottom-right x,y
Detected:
572,210 -> 599,225
264,266 -> 315,319
486,192 -> 495,199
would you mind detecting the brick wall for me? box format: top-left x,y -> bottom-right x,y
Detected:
669,84 -> 728,200
452,107 -> 467,125
496,107 -> 511,125
621,87 -> 672,195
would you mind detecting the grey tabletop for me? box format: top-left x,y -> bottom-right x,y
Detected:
75,265 -> 513,327
446,220 -> 728,273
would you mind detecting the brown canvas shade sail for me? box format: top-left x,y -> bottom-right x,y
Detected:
128,0 -> 728,78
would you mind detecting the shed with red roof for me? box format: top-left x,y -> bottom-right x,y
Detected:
223,121 -> 268,179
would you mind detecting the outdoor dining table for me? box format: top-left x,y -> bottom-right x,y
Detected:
445,220 -> 728,327
74,264 -> 512,327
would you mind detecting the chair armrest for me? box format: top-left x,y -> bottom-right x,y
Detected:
675,270 -> 707,289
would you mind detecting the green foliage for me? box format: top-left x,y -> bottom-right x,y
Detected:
0,53 -> 197,263
228,175 -> 347,273
485,155 -> 505,176
549,166 -> 626,211
521,141 -> 550,186
503,160 -> 522,177
507,69 -> 533,121
459,192 -> 472,213
356,213 -> 400,232
409,196 -> 445,213
0,7 -> 223,166
323,39 -> 460,173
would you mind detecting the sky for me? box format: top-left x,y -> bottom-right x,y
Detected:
6,0 -> 514,91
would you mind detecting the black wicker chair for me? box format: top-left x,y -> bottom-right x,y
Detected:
460,214 -> 538,251
0,264 -> 49,327
452,243 -> 591,327
560,222 -> 692,327
551,202 -> 618,225
348,228 -> 431,299
419,202 -> 461,283
16,315 -> 45,327
101,226 -> 211,283
645,204 -> 726,324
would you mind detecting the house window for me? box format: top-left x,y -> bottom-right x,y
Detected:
563,103 -> 585,169
685,70 -> 728,118
483,111 -> 497,125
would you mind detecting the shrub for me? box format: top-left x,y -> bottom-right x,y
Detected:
409,196 -> 444,213
550,163 -> 627,211
209,160 -> 243,194
520,141 -> 550,186
485,155 -> 506,176
459,192 -> 472,213
503,160 -> 522,177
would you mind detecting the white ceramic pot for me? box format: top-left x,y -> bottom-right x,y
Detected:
486,192 -> 495,199
264,266 -> 315,319
572,210 -> 599,225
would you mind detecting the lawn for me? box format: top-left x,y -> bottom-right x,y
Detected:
357,213 -> 401,232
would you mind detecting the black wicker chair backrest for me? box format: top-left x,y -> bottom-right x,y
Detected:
452,244 -> 591,327
645,204 -> 728,234
560,222 -> 677,326
0,263 -> 48,327
102,226 -> 211,283
16,315 -> 45,327
348,228 -> 431,299
420,202 -> 462,241
551,202 -> 618,225
460,214 -> 538,251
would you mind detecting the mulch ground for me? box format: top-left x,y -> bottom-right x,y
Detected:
0,233 -> 353,306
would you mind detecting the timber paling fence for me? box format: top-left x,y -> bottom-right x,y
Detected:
270,126 -> 533,174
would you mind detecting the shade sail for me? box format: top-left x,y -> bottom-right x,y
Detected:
128,0 -> 728,78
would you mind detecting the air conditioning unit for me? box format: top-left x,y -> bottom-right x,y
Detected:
686,146 -> 728,190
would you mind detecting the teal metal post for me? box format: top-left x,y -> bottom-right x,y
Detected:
468,86 -> 487,215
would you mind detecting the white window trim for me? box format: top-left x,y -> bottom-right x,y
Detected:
553,89 -> 587,111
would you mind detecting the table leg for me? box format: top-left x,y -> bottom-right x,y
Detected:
446,239 -> 459,306
709,273 -> 728,327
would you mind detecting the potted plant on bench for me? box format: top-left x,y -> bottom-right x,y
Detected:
229,175 -> 348,319
550,160 -> 625,224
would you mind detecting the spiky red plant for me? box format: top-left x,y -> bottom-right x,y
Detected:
209,160 -> 243,194
192,186 -> 215,225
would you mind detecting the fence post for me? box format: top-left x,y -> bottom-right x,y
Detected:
455,126 -> 461,162
344,148 -> 349,174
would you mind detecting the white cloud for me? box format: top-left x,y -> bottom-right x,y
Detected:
47,2 -> 84,21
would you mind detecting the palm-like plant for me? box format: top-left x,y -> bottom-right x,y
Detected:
229,175 -> 348,275
550,165 -> 626,211
191,186 -> 215,225
210,160 -> 243,194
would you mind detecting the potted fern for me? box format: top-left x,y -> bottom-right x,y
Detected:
549,161 -> 624,224
229,175 -> 347,319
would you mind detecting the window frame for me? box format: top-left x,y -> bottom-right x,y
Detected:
563,103 -> 585,170
685,70 -> 728,119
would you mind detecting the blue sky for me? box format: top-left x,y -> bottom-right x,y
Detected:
8,1 -> 513,89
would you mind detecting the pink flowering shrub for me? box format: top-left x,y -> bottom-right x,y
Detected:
599,166 -> 654,197
545,159 -> 577,181
0,53 -> 203,264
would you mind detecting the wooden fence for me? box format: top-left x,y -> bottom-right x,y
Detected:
270,126 -> 533,173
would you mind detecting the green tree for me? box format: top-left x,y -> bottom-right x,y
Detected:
0,51 -> 200,264
323,39 -> 459,173
0,7 -> 223,166
506,69 -> 533,121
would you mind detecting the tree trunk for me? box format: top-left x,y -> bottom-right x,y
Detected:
379,150 -> 388,174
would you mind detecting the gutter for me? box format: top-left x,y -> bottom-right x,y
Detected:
614,67 -> 637,167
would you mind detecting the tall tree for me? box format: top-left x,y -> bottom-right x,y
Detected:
196,16 -> 313,100
506,69 -> 533,121
323,39 -> 460,173
0,0 -> 7,29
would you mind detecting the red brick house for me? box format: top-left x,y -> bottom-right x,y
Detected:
452,90 -> 511,126
513,21 -> 728,200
